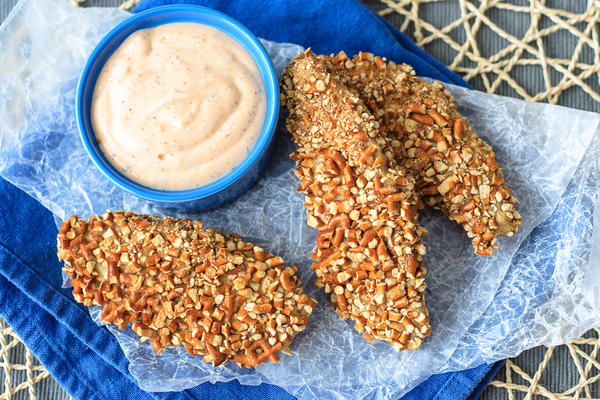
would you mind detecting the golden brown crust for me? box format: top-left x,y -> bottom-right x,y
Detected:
281,50 -> 430,351
57,211 -> 315,368
327,51 -> 521,255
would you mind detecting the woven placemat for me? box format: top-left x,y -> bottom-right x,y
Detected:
1,1 -> 599,399
0,319 -> 73,400
372,0 -> 599,111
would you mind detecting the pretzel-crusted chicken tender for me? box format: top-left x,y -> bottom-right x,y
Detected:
282,50 -> 431,351
57,211 -> 315,368
328,51 -> 521,255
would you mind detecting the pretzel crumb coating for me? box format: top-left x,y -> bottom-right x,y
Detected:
282,50 -> 431,351
57,211 -> 315,368
327,51 -> 521,255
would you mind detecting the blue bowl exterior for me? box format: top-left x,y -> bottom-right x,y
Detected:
76,5 -> 279,211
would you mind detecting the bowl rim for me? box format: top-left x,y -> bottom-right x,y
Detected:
76,4 -> 279,203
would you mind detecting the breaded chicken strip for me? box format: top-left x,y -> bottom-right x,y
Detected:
57,211 -> 315,367
328,51 -> 521,255
282,50 -> 430,351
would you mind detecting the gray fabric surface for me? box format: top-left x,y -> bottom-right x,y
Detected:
0,1 -> 597,399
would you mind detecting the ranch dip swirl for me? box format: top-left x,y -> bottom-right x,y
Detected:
91,22 -> 266,190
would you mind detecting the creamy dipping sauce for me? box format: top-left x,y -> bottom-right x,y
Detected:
91,22 -> 266,190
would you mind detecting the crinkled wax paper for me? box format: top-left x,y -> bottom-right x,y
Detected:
1,0 -> 599,399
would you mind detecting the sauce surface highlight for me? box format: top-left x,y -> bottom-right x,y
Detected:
92,22 -> 266,190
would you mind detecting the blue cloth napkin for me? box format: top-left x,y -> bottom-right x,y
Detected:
0,0 -> 502,398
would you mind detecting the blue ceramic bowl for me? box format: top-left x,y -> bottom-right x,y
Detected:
76,5 -> 279,211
